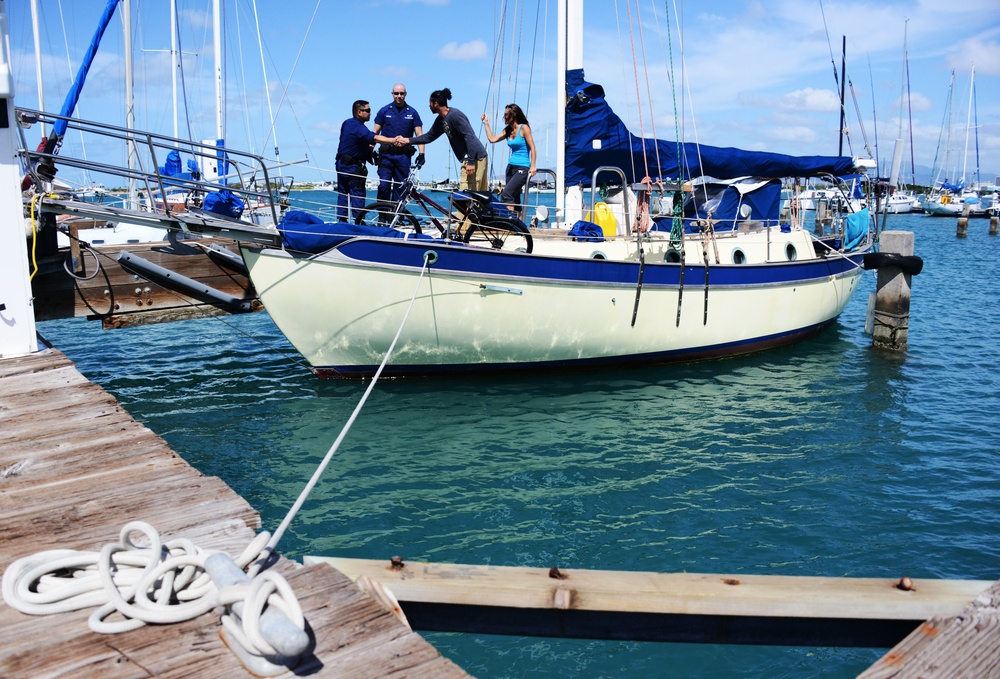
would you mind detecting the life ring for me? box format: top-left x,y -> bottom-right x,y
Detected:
941,195 -> 950,204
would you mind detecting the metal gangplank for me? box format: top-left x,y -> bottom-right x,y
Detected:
17,108 -> 285,247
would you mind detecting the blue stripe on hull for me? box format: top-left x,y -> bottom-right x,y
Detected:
313,318 -> 838,379
334,238 -> 866,288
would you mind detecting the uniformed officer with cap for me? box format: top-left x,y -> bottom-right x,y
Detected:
373,84 -> 426,203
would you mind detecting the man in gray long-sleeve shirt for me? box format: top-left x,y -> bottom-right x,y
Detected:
400,88 -> 488,191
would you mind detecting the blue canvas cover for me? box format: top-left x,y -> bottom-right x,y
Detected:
843,207 -> 870,251
278,210 -> 434,254
565,69 -> 858,186
567,220 -> 605,242
203,189 -> 245,219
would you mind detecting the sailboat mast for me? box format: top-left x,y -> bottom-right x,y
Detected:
170,0 -> 179,141
124,0 -> 137,209
213,0 -> 223,143
961,65 -> 974,184
838,36 -> 846,156
30,0 -> 45,136
556,0 -> 582,221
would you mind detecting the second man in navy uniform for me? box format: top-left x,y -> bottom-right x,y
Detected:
335,100 -> 396,222
372,84 -> 425,203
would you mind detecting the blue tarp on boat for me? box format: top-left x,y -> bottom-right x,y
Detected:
278,210 -> 434,253
565,69 -> 859,186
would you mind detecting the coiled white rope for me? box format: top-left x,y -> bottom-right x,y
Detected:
2,254 -> 435,669
2,522 -> 304,658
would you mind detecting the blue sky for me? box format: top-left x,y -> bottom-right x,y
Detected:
8,0 -> 1000,188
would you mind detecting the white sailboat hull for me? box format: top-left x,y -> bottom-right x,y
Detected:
243,230 -> 866,377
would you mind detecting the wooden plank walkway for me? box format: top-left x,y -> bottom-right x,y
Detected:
860,580 -> 1000,678
0,348 -> 469,678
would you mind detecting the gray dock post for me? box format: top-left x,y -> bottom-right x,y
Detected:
957,204 -> 969,237
871,231 -> 915,352
814,200 -> 827,235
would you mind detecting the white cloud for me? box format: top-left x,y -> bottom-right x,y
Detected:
437,40 -> 489,61
777,88 -> 841,113
947,38 -> 1000,77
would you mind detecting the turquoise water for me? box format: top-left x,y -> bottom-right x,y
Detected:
36,213 -> 1000,678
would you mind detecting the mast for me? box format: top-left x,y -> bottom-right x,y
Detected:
943,70 -> 954,183
0,0 -> 40,357
124,0 -> 137,208
556,0 -> 582,222
904,20 -> 916,187
170,0 -> 179,141
838,36 -> 846,156
30,0 -> 45,136
213,0 -> 223,143
960,65 -> 974,185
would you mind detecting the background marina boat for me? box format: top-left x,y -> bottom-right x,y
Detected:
923,66 -> 984,216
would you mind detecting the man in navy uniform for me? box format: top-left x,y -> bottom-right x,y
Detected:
372,84 -> 425,203
335,100 -> 395,222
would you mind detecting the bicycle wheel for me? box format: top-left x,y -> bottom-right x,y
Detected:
355,202 -> 422,234
463,218 -> 533,254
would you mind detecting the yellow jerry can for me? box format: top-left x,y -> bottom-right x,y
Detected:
585,201 -> 617,237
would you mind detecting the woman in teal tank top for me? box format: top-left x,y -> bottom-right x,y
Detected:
482,104 -> 537,218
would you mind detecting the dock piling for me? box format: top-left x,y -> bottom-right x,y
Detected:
870,231 -> 916,352
990,216 -> 998,236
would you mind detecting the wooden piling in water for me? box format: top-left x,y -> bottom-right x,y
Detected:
957,216 -> 968,238
871,231 -> 914,352
990,216 -> 998,236
814,200 -> 827,235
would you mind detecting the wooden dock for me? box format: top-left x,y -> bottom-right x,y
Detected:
0,348 -> 469,678
313,557 -> 996,654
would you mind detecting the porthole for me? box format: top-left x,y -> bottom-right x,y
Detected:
590,251 -> 607,260
665,248 -> 682,263
732,248 -> 747,265
785,242 -> 798,261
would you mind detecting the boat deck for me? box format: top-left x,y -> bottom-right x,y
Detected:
0,347 -> 468,678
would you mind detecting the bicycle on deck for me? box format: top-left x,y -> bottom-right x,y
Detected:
354,167 -> 533,254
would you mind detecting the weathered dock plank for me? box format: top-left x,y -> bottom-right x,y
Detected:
0,349 -> 469,678
859,581 -> 1000,678
312,557 -> 996,649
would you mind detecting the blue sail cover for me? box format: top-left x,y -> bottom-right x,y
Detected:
53,0 -> 121,138
565,69 -> 858,185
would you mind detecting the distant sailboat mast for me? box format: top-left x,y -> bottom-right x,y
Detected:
960,65 -> 974,187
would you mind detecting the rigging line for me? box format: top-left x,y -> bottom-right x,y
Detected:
266,256 -> 434,553
904,21 -> 916,187
525,0 -> 543,111
665,0 -> 683,251
818,0 -> 840,93
623,0 -> 648,174
511,0 -> 526,99
672,0 -> 708,206
174,14 -> 196,146
848,79 -> 867,157
252,0 -> 279,163
232,1 -> 258,156
254,0 -> 322,163
867,56 -> 878,173
55,0 -> 95,184
973,74 -> 980,188
484,0 -> 509,180
613,0 -> 638,177
633,0 -> 661,179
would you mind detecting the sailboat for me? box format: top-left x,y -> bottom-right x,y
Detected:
234,0 -> 876,377
922,66 -> 983,216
